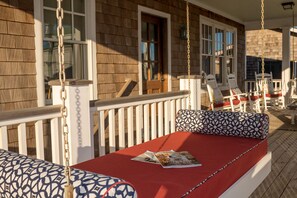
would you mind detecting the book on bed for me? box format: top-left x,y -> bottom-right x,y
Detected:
132,150 -> 201,168
155,151 -> 201,168
131,150 -> 160,164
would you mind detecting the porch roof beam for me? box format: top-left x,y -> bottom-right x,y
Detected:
245,17 -> 293,30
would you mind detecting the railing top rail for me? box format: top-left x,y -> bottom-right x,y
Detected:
244,79 -> 282,81
90,91 -> 190,109
0,105 -> 62,126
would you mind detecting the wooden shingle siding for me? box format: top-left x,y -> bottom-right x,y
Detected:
95,0 -> 245,102
246,29 -> 284,79
0,0 -> 36,112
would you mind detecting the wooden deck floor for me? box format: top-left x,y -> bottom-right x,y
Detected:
250,108 -> 297,198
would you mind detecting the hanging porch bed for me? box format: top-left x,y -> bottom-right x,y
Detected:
0,109 -> 271,197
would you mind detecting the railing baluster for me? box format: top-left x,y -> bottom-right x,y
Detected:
99,111 -> 105,156
35,120 -> 44,160
108,109 -> 116,153
176,99 -> 181,113
118,108 -> 125,150
182,98 -> 187,109
151,103 -> 157,140
170,100 -> 176,133
144,104 -> 150,142
18,123 -> 27,155
0,126 -> 8,150
158,102 -> 163,137
164,101 -> 170,135
136,105 -> 142,144
51,117 -> 62,164
128,106 -> 134,147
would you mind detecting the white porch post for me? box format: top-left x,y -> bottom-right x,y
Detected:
282,27 -> 291,105
178,75 -> 202,110
50,80 -> 93,165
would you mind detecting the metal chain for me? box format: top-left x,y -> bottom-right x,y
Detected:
261,0 -> 265,81
56,0 -> 73,197
260,0 -> 266,111
293,9 -> 296,79
186,0 -> 191,109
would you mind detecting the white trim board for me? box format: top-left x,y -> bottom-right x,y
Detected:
137,5 -> 172,95
86,0 -> 97,100
220,152 -> 272,198
34,0 -> 45,107
188,0 -> 243,24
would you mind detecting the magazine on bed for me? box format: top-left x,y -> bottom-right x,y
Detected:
132,150 -> 201,168
131,150 -> 160,164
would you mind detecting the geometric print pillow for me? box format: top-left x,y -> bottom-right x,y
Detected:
0,149 -> 137,198
176,109 -> 269,139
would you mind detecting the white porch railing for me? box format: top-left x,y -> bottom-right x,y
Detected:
1,78 -> 198,165
244,79 -> 282,92
90,91 -> 190,156
0,105 -> 63,164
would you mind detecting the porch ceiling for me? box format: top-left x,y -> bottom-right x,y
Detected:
191,0 -> 297,30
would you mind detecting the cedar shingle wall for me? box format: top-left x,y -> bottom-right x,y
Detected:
246,29 -> 284,79
0,0 -> 37,111
95,0 -> 245,101
0,0 -> 37,154
247,29 -> 283,60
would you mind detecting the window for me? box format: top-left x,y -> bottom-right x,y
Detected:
43,0 -> 88,103
201,24 -> 212,75
201,17 -> 236,85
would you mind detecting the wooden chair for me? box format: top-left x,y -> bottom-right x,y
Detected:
227,74 -> 260,112
206,74 -> 242,111
255,72 -> 285,110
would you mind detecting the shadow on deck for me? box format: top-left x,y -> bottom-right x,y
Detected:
250,108 -> 297,198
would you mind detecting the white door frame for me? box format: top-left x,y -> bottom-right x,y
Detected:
138,5 -> 171,95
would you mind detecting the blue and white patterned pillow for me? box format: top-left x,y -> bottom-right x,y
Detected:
0,149 -> 137,198
175,109 -> 269,139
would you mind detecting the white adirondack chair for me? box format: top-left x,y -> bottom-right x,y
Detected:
255,72 -> 285,110
289,79 -> 297,102
206,74 -> 242,111
227,74 -> 260,112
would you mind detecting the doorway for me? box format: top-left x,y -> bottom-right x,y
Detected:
141,13 -> 167,94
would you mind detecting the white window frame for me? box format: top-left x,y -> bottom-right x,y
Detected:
138,5 -> 171,95
34,0 -> 97,106
200,16 -> 237,88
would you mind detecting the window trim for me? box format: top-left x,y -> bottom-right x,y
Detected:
138,5 -> 171,95
200,15 -> 237,88
34,0 -> 97,106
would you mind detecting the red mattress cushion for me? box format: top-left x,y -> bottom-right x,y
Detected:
266,93 -> 282,98
214,99 -> 241,108
73,132 -> 267,198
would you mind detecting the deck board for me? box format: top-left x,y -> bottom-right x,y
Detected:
250,109 -> 297,198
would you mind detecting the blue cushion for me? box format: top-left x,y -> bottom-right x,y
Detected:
175,110 -> 269,139
0,149 -> 136,197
